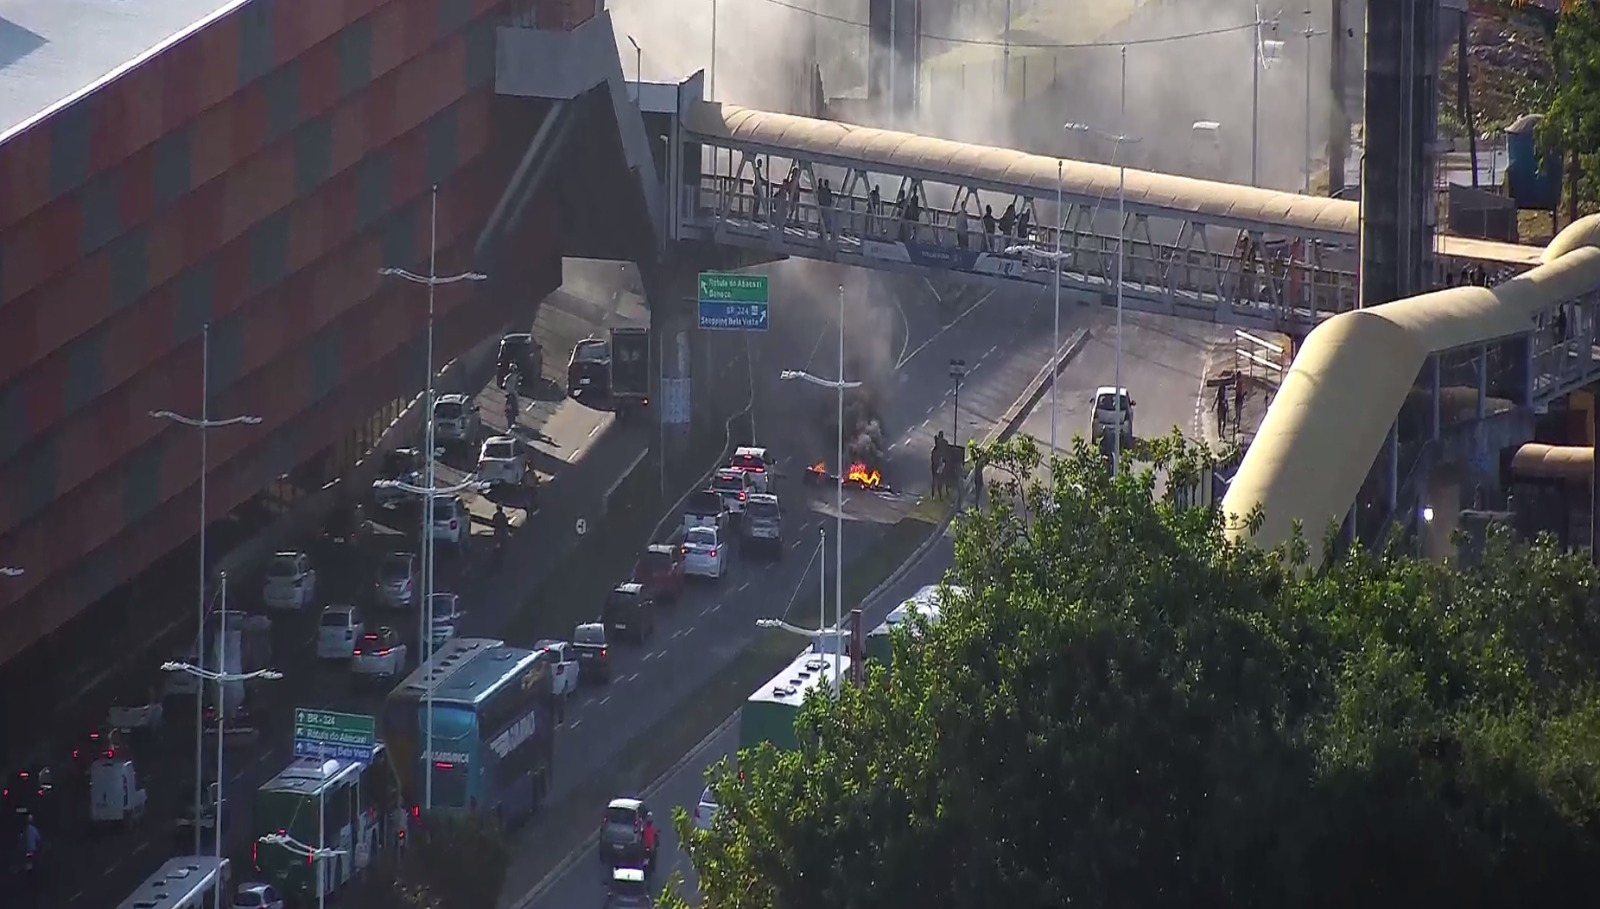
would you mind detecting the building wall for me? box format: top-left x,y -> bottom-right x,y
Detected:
0,0 -> 565,662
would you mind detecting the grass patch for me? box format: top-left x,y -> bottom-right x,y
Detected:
504,505 -> 950,899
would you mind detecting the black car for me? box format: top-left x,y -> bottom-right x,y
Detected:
497,332 -> 543,388
599,798 -> 657,871
603,584 -> 656,642
572,622 -> 612,683
567,338 -> 611,397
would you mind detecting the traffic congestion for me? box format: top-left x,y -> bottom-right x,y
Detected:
5,279 -> 1076,909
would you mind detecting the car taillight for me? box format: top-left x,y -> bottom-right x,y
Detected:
352,649 -> 364,656
739,491 -> 747,501
377,648 -> 391,656
412,805 -> 421,818
601,648 -> 608,657
709,547 -> 718,557
434,761 -> 454,770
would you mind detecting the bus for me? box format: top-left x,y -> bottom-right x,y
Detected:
863,584 -> 964,663
381,637 -> 556,825
738,650 -> 851,753
252,745 -> 397,904
117,856 -> 230,909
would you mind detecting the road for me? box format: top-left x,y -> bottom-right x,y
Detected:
1016,310 -> 1227,460
36,279 -> 656,909
37,270 -> 1084,908
518,534 -> 960,909
514,306 -> 1229,909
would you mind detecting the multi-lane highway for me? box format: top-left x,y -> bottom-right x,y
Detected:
515,534 -> 960,909
31,269 -> 1083,908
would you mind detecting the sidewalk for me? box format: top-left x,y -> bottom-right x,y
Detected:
1199,368 -> 1273,449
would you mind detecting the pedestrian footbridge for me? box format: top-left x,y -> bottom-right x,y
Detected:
672,102 -> 1543,334
494,9 -> 1600,556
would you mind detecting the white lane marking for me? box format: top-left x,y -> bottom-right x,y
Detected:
708,603 -> 721,613
672,627 -> 691,639
569,719 -> 583,729
737,581 -> 750,592
897,288 -> 995,369
71,890 -> 85,902
699,604 -> 714,616
588,424 -> 601,438
600,695 -> 611,706
627,673 -> 640,683
643,651 -> 655,661
1194,346 -> 1215,439
789,538 -> 804,549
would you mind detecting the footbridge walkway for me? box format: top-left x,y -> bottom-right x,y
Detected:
494,9 -> 1600,554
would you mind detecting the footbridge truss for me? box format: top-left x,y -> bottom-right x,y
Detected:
670,102 -> 1543,334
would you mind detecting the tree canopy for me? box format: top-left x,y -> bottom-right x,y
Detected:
670,435 -> 1600,909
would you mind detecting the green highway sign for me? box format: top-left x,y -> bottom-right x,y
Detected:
293,708 -> 376,762
698,272 -> 769,303
698,272 -> 769,331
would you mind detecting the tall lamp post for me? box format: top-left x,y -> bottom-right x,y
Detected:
373,474 -> 487,810
149,322 -> 262,853
1252,4 -> 1284,186
378,184 -> 487,812
781,285 -> 859,678
628,34 -> 642,88
162,571 -> 283,873
1300,8 -> 1327,194
257,833 -> 346,909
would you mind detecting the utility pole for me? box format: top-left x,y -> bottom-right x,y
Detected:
1327,0 -> 1349,197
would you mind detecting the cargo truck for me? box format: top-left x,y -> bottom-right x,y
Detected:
609,327 -> 650,419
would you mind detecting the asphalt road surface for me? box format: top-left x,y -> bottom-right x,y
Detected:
518,535 -> 960,909
1017,311 -> 1228,462
35,273 -> 1080,908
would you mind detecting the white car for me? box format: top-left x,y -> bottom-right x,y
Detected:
261,551 -> 316,611
693,785 -> 719,831
432,393 -> 482,447
710,468 -> 755,515
317,604 -> 365,660
1090,385 -> 1136,443
428,497 -> 472,554
427,592 -> 465,648
534,639 -> 581,715
476,435 -> 528,486
681,526 -> 727,580
234,882 -> 286,909
351,627 -> 408,678
726,446 -> 775,493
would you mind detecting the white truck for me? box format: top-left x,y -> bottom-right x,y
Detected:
262,551 -> 317,611
89,757 -> 147,828
534,639 -> 581,720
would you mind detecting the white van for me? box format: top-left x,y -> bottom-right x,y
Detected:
318,605 -> 365,660
1090,386 -> 1135,444
89,757 -> 146,827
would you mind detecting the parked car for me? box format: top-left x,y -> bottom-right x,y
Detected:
427,592 -> 465,648
572,622 -> 612,684
476,435 -> 529,486
631,544 -> 685,603
428,497 -> 472,555
351,627 -> 408,679
374,552 -> 419,610
681,526 -> 728,580
234,882 -> 287,909
432,394 -> 482,448
693,786 -> 719,831
534,639 -> 581,717
317,604 -> 365,660
567,338 -> 611,397
604,584 -> 657,642
498,332 -> 544,388
261,551 -> 316,611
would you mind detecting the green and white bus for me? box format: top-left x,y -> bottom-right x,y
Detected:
863,584 -> 963,663
738,651 -> 851,753
252,744 -> 399,904
116,856 -> 230,909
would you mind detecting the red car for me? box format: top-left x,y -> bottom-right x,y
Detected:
631,544 -> 685,603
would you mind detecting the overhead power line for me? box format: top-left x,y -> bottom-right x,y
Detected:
751,0 -> 1262,50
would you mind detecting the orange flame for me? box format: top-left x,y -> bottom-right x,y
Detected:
846,462 -> 882,487
808,461 -> 826,473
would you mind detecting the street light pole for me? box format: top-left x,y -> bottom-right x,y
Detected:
148,324 -> 261,854
1302,9 -> 1326,194
709,0 -> 718,100
1251,5 -> 1261,186
835,284 -> 844,683
0,567 -> 21,577
628,35 -> 642,88
1052,157 -> 1062,454
1114,45 -> 1128,475
377,185 -> 487,811
214,571 -> 228,859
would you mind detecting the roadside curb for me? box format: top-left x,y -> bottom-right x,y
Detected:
859,327 -> 1091,609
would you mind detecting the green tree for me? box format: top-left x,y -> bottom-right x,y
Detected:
668,436 -> 1600,908
353,812 -> 510,909
1541,0 -> 1600,216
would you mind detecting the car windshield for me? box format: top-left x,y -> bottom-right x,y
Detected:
700,786 -> 717,808
605,806 -> 640,833
685,492 -> 722,515
235,893 -> 264,909
575,625 -> 606,644
434,401 -> 463,419
1096,392 -> 1131,412
381,556 -> 411,579
428,595 -> 458,617
685,527 -> 717,547
711,473 -> 743,493
320,610 -> 351,628
483,440 -> 515,459
501,338 -> 529,357
574,341 -> 608,363
747,500 -> 779,520
266,557 -> 298,578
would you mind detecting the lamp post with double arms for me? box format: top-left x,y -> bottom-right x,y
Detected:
148,322 -> 262,853
378,184 -> 486,811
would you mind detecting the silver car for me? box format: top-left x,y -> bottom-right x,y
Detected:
375,552 -> 418,609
